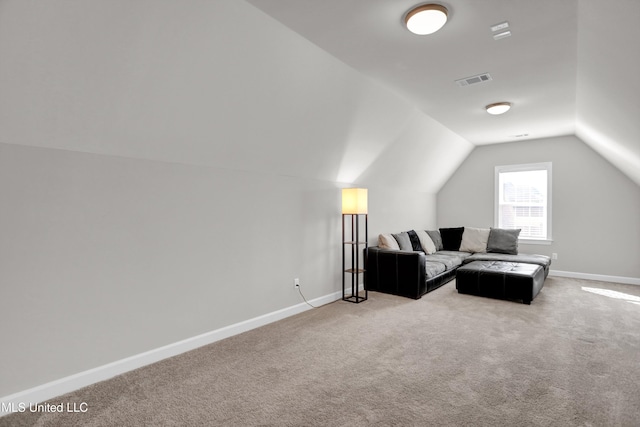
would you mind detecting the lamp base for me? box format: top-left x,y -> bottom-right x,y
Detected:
343,293 -> 367,304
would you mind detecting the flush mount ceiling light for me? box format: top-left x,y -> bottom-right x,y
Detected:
486,102 -> 512,115
405,4 -> 448,35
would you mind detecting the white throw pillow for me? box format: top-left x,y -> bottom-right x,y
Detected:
378,233 -> 400,250
459,227 -> 490,253
416,230 -> 436,254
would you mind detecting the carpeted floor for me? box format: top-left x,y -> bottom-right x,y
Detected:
3,276 -> 640,426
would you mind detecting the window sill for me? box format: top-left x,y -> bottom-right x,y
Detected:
519,239 -> 553,245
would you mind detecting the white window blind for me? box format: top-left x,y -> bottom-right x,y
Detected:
495,163 -> 552,241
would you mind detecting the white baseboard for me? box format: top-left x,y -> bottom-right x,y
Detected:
549,270 -> 640,286
0,290 -> 343,417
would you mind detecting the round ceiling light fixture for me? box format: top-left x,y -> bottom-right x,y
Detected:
485,102 -> 512,115
405,4 -> 448,35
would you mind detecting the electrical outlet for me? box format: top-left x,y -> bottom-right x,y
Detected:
552,253 -> 558,260
294,278 -> 300,289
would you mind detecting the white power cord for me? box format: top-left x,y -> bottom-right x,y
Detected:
297,285 -> 318,308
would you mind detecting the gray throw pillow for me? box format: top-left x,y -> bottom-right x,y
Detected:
392,232 -> 413,251
426,230 -> 443,251
486,228 -> 521,255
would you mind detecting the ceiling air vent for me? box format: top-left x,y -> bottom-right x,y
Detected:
455,73 -> 492,87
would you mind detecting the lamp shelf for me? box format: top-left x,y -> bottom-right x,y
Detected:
341,212 -> 368,304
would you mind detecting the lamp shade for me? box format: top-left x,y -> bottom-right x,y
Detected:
342,188 -> 368,214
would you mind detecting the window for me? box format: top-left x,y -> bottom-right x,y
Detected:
495,162 -> 552,243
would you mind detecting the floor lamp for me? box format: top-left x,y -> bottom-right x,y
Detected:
342,188 -> 368,303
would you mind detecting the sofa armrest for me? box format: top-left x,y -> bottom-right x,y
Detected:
365,246 -> 426,299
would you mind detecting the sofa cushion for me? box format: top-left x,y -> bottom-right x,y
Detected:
426,230 -> 443,251
378,234 -> 400,250
416,230 -> 436,254
424,251 -> 470,270
459,227 -> 490,253
424,261 -> 447,279
487,228 -> 521,255
392,232 -> 413,251
425,254 -> 458,270
439,227 -> 465,251
437,250 -> 473,266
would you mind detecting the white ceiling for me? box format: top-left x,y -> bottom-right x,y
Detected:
246,0 -> 640,186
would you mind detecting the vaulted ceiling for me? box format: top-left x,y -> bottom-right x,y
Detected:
1,1 -> 637,191
246,0 -> 640,186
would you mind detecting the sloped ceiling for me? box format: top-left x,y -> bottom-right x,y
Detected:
0,1 -> 637,192
246,0 -> 640,187
575,0 -> 640,187
0,0 -> 472,193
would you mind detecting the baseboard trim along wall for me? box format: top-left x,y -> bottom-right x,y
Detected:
0,290 -> 344,417
550,270 -> 640,286
6,271 -> 636,415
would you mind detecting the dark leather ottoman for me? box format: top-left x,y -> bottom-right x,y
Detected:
456,260 -> 545,304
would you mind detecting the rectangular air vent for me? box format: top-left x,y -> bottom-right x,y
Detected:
491,21 -> 509,32
455,73 -> 492,87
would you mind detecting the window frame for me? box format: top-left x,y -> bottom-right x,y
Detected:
494,162 -> 553,245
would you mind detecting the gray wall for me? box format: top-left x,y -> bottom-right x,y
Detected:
0,143 -> 435,396
437,135 -> 640,278
0,1 -> 460,396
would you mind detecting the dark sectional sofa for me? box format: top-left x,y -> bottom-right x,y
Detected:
365,227 -> 551,301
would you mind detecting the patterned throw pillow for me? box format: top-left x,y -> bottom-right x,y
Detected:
406,230 -> 423,251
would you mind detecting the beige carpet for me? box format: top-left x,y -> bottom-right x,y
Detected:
3,276 -> 640,426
